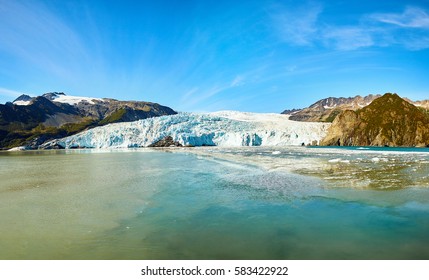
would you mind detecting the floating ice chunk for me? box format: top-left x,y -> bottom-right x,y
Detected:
272,151 -> 281,155
371,157 -> 380,162
328,158 -> 342,163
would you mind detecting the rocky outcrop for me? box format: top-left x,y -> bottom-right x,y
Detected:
281,108 -> 301,115
148,136 -> 183,147
320,93 -> 429,147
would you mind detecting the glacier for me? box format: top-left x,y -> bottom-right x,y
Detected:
43,111 -> 330,149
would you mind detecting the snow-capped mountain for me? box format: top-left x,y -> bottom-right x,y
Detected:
1,92 -> 177,149
10,92 -> 177,123
12,94 -> 33,106
286,95 -> 381,122
284,94 -> 429,122
42,111 -> 330,149
13,92 -> 104,106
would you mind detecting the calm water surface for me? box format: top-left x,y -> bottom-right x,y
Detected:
0,147 -> 429,259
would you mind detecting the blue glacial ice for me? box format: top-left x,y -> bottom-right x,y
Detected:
47,111 -> 330,148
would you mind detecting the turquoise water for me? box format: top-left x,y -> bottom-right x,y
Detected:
0,147 -> 429,259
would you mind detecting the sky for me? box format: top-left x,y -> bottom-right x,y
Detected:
0,0 -> 429,112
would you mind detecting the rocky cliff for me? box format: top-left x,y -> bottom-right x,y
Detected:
320,93 -> 429,147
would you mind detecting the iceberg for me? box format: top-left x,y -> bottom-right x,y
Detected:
44,111 -> 330,149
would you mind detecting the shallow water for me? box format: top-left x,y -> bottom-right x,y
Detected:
0,147 -> 428,259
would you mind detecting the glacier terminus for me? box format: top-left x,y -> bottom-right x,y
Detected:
42,111 -> 330,149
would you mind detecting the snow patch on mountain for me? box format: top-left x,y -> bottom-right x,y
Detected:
45,111 -> 330,149
50,94 -> 104,105
13,100 -> 31,106
12,92 -> 104,106
12,94 -> 33,106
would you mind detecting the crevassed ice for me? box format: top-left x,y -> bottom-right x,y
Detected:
53,111 -> 330,148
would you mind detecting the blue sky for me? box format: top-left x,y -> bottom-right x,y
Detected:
1,0 -> 429,112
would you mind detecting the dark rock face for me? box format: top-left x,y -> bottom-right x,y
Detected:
321,93 -> 429,147
149,136 -> 183,147
0,96 -> 80,129
281,108 -> 301,115
42,92 -> 66,101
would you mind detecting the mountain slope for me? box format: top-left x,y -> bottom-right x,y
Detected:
320,93 -> 429,147
286,95 -> 381,122
1,96 -> 81,130
284,94 -> 429,123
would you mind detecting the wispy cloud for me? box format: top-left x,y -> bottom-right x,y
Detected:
272,2 -> 322,46
0,87 -> 29,99
370,7 -> 429,28
179,74 -> 250,111
0,0 -> 90,80
403,35 -> 429,51
272,4 -> 429,51
178,73 -> 252,111
230,75 -> 245,87
178,86 -> 223,111
323,27 -> 374,51
180,87 -> 199,103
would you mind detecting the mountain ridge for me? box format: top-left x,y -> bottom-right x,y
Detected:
4,92 -> 429,150
1,92 -> 177,149
284,94 -> 429,122
320,93 -> 429,147
285,94 -> 381,122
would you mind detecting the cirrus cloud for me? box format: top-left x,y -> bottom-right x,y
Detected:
370,6 -> 429,28
273,4 -> 429,51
